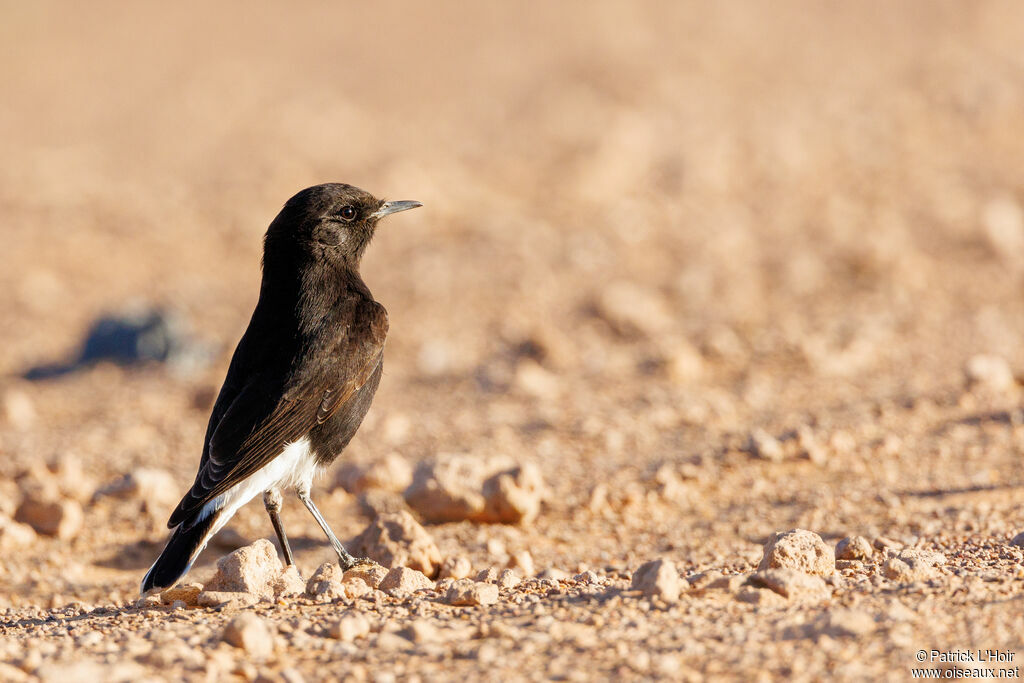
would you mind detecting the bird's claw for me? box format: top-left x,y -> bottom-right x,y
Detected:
339,555 -> 377,571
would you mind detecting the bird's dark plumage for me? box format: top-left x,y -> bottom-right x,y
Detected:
142,183 -> 420,594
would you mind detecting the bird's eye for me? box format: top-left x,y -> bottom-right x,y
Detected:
339,206 -> 357,221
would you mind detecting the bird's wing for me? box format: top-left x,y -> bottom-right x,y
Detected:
168,300 -> 388,528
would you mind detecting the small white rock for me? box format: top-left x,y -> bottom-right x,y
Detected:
331,614 -> 371,642
965,354 -> 1015,392
982,195 -> 1024,259
507,551 -> 535,577
378,566 -> 433,596
273,565 -> 306,599
306,563 -> 345,600
14,497 -> 83,539
835,536 -> 873,561
439,556 -> 473,580
758,529 -> 834,576
205,539 -> 283,600
747,568 -> 830,601
498,569 -> 521,589
631,559 -> 680,602
445,579 -> 499,606
221,613 -> 274,659
0,516 -> 37,550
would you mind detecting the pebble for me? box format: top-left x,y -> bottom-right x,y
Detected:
964,354 -> 1015,392
982,195 -> 1024,259
0,480 -> 18,518
334,453 -> 413,494
514,359 -> 562,399
1011,532 -> 1024,548
205,539 -> 283,600
344,564 -> 388,589
0,516 -> 37,550
813,609 -> 877,638
2,390 -> 36,430
475,567 -> 499,583
835,536 -> 873,561
398,619 -> 441,644
873,536 -> 903,551
417,339 -> 455,376
445,579 -> 499,606
330,614 -> 371,642
630,559 -> 681,602
14,497 -> 83,539
93,468 -> 178,510
485,537 -> 506,557
403,453 -> 547,524
375,631 -> 413,651
378,566 -> 433,596
343,577 -> 372,600
686,570 -> 723,591
222,613 -> 274,659
784,608 -> 877,639
747,568 -> 830,601
595,280 -> 674,336
196,591 -> 259,609
663,338 -> 705,384
273,565 -> 306,599
140,640 -> 204,670
481,463 -> 547,524
748,429 -> 784,461
498,569 -> 521,589
706,574 -> 746,593
36,660 -> 147,683
507,550 -> 535,577
882,549 -> 946,582
350,511 -> 442,577
439,556 -> 473,580
137,594 -> 162,609
0,662 -> 29,682
539,568 -> 570,581
758,529 -> 834,576
735,586 -> 788,606
159,583 -> 203,607
305,563 -> 345,600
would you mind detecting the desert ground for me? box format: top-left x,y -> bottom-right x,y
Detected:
2,1 -> 1024,680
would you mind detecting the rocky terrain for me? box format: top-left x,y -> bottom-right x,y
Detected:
2,1 -> 1024,681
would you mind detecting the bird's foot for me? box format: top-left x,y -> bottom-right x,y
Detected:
339,555 -> 377,571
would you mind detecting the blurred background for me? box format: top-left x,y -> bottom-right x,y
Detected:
2,1 -> 1023,606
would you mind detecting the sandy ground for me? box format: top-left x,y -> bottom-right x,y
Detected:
2,1 -> 1024,680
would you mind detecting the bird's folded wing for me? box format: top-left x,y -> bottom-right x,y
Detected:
167,301 -> 388,528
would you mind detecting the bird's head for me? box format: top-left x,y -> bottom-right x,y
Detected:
264,183 -> 421,270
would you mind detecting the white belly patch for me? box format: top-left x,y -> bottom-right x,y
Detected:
197,436 -> 320,538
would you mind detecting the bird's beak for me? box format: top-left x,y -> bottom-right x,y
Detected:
372,200 -> 423,219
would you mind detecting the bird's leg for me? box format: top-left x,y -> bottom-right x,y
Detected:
296,485 -> 371,570
263,489 -> 294,566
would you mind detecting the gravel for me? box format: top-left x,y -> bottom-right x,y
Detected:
2,3 -> 1024,680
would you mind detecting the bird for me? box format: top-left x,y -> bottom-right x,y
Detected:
141,183 -> 421,594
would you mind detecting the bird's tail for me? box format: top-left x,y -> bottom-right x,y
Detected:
141,509 -> 223,595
